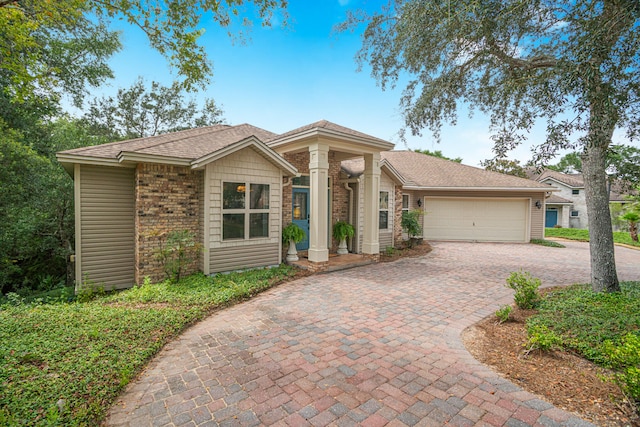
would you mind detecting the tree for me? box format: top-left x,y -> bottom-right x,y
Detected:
83,78 -> 225,140
344,0 -> 640,292
413,148 -> 462,163
0,0 -> 287,106
548,152 -> 584,173
480,158 -> 527,178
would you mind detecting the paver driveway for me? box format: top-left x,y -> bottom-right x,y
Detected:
106,241 -> 640,427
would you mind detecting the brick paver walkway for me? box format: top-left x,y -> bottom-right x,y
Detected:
106,241 -> 640,426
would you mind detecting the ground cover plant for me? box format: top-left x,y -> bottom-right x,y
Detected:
0,265 -> 297,426
528,282 -> 640,405
545,227 -> 640,247
530,238 -> 565,248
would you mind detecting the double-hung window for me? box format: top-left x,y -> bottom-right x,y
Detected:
379,191 -> 389,230
222,182 -> 270,240
402,194 -> 409,214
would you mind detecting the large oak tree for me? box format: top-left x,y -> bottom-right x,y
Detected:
343,0 -> 640,292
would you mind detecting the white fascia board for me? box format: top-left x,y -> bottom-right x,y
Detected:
541,177 -> 583,189
269,128 -> 394,152
401,186 -> 556,192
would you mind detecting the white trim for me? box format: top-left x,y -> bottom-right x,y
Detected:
56,154 -> 128,169
269,127 -> 395,152
203,165 -> 211,275
402,185 -> 555,192
74,164 -> 82,293
540,176 -> 584,190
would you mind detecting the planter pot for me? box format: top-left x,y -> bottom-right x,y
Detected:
286,239 -> 299,262
337,237 -> 348,255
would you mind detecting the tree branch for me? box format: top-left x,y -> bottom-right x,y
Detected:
486,38 -> 558,70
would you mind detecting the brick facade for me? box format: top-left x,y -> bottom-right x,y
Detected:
394,186 -> 404,246
282,151 -> 352,254
135,164 -> 203,283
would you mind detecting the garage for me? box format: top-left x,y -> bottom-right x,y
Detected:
423,197 -> 530,242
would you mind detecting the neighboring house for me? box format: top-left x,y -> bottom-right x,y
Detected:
527,169 -> 630,229
57,120 -> 550,291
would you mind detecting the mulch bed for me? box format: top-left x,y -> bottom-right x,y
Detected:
461,304 -> 639,427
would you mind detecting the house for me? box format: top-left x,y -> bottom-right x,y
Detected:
57,120 -> 550,291
527,169 -> 630,229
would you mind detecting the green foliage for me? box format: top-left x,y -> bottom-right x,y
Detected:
282,222 -> 306,244
401,209 -> 423,238
545,227 -> 640,247
530,239 -> 565,248
332,221 -> 355,241
495,305 -> 512,324
480,158 -> 527,178
413,149 -> 462,163
343,0 -> 640,292
602,333 -> 640,403
548,152 -> 583,173
154,230 -> 202,283
0,265 -> 296,425
525,323 -> 563,355
384,246 -> 396,256
505,271 -> 541,310
1,0 -> 287,105
619,210 -> 640,243
83,78 -> 225,141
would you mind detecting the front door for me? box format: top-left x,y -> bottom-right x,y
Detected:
545,209 -> 558,228
292,188 -> 310,250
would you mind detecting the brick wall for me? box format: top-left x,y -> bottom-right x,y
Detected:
135,164 -> 203,283
281,151 -> 351,253
394,185 -> 403,246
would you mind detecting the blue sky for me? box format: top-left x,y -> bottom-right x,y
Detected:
81,0 -> 552,167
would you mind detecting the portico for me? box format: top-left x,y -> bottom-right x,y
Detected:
267,121 -> 394,265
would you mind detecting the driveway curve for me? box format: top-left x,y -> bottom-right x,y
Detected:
106,241 -> 640,427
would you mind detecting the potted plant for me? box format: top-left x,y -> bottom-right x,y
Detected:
332,221 -> 355,255
282,222 -> 306,262
401,209 -> 423,248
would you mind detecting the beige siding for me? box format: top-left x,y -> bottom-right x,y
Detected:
78,165 -> 135,290
379,172 -> 395,250
209,243 -> 280,273
207,147 -> 282,270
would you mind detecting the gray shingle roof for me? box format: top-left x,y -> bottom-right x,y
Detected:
343,151 -> 550,189
266,120 -> 392,146
59,124 -> 277,160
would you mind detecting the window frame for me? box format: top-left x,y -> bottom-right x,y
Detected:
570,210 -> 580,217
572,189 -> 580,195
222,181 -> 271,241
379,191 -> 389,230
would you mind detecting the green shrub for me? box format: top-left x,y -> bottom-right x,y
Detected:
155,230 -> 202,283
282,222 -> 305,243
495,305 -> 512,323
530,239 -> 565,248
602,333 -> 640,403
401,209 -> 423,238
332,221 -> 355,241
506,271 -> 541,309
525,323 -> 563,355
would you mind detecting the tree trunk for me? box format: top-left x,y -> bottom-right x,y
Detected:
582,146 -> 620,293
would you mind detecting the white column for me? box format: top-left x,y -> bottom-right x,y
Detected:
308,143 -> 329,262
561,205 -> 570,228
362,152 -> 381,255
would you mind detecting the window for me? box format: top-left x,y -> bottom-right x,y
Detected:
572,189 -> 580,195
570,210 -> 579,217
402,194 -> 409,213
222,182 -> 270,240
379,191 -> 389,230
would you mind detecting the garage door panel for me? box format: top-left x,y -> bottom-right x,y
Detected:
424,198 -> 528,242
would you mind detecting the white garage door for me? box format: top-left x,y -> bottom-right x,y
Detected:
423,197 -> 529,242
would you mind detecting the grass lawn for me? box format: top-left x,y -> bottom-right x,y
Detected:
528,282 -> 640,402
545,227 -> 640,247
0,265 -> 297,426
